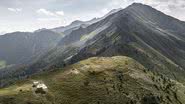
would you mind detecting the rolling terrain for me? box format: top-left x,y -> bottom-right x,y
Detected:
1,56 -> 185,104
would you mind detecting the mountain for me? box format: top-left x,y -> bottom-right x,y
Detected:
1,3 -> 185,94
51,8 -> 122,35
39,3 -> 185,84
1,56 -> 185,104
66,3 -> 185,82
52,20 -> 84,35
0,29 -> 64,87
0,30 -> 63,67
1,3 -> 185,104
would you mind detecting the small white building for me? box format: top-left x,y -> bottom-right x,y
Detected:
36,83 -> 48,89
33,81 -> 39,86
32,81 -> 48,90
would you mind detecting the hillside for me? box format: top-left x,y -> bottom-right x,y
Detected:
1,3 -> 185,93
1,3 -> 185,88
0,30 -> 62,65
1,56 -> 185,104
68,3 -> 185,82
0,30 -> 64,87
33,3 -> 185,83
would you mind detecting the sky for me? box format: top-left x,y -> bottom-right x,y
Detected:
0,0 -> 185,34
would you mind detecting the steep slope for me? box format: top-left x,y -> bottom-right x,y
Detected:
67,3 -> 185,82
0,30 -> 63,87
0,30 -> 62,65
0,8 -> 122,85
1,56 -> 185,104
25,9 -> 119,74
1,3 -> 185,88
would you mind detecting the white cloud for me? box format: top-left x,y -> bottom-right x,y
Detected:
56,11 -> 64,16
37,9 -> 65,17
8,8 -> 16,12
8,8 -> 22,12
36,9 -> 65,27
37,8 -> 55,16
142,0 -> 185,20
2,0 -> 185,33
101,8 -> 109,14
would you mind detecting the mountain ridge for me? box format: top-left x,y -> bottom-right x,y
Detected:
1,3 -> 185,104
1,3 -> 185,88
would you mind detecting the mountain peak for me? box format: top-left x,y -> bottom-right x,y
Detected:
127,3 -> 153,10
130,3 -> 144,6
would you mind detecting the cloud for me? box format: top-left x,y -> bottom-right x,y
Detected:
37,8 -> 55,16
142,0 -> 185,20
37,8 -> 64,17
101,8 -> 109,15
36,8 -> 65,27
1,0 -> 185,33
8,8 -> 22,12
56,11 -> 64,16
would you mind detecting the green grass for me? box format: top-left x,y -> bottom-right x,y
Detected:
1,56 -> 185,104
80,31 -> 97,41
0,60 -> 6,69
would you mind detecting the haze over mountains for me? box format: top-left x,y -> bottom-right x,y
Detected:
1,3 -> 185,104
0,30 -> 62,65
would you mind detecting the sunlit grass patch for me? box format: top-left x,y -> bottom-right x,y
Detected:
0,60 -> 6,69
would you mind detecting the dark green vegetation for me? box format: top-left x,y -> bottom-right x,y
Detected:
1,56 -> 185,104
1,3 -> 185,104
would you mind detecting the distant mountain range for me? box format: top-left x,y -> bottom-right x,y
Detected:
0,3 -> 185,97
51,8 -> 122,35
0,30 -> 62,65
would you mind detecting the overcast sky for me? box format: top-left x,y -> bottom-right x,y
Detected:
0,0 -> 185,34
